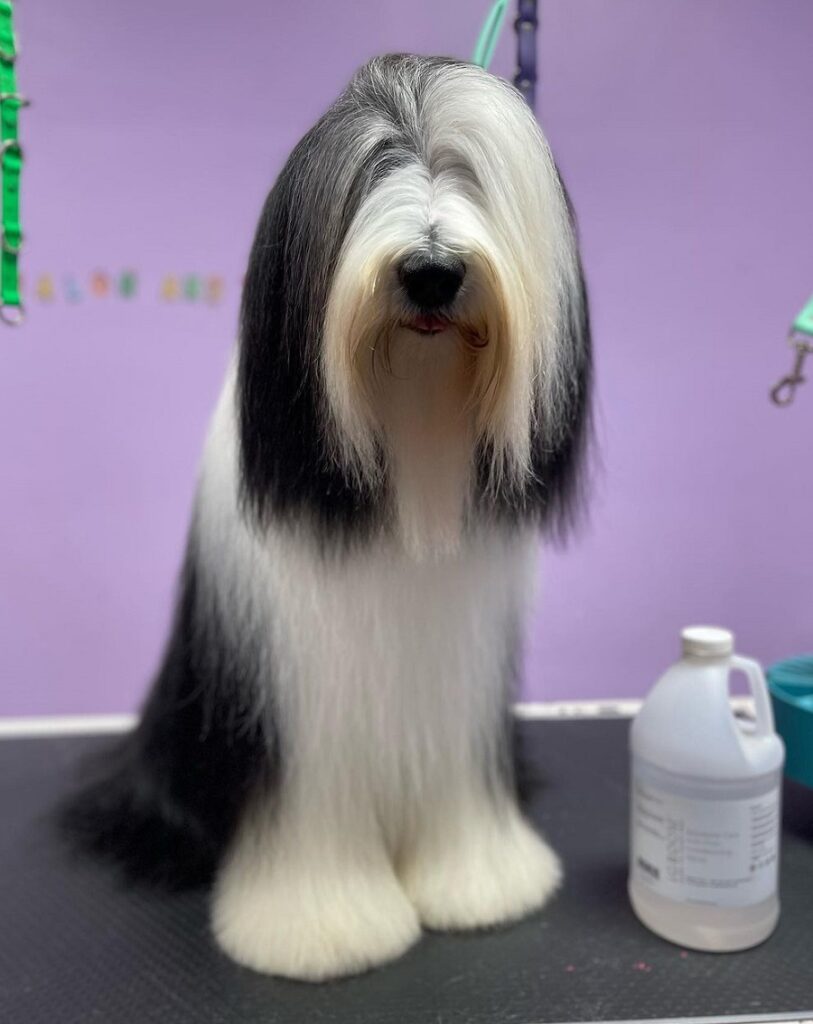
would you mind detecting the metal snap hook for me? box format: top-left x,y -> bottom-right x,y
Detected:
0,92 -> 29,107
0,138 -> 22,158
0,301 -> 24,326
770,339 -> 811,406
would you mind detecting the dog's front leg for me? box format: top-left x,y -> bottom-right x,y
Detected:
211,775 -> 420,981
399,777 -> 562,933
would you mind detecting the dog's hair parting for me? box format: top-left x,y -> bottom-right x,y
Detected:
61,55 -> 592,981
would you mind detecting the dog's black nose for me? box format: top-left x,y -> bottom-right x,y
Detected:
398,255 -> 465,311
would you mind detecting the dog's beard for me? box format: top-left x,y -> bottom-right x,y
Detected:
324,268 -> 519,559
372,323 -> 478,559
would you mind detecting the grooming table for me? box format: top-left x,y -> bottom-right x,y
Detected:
1,716 -> 811,1024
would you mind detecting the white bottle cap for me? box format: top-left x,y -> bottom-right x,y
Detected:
681,626 -> 734,658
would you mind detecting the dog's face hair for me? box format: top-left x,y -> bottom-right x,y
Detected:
238,54 -> 591,551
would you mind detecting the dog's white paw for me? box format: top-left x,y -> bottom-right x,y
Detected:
401,807 -> 561,931
212,857 -> 421,981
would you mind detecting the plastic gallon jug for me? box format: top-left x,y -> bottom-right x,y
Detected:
629,626 -> 785,951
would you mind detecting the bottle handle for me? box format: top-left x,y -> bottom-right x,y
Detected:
730,654 -> 775,737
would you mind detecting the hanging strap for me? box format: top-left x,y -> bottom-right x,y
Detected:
770,294 -> 813,406
0,0 -> 24,325
514,0 -> 538,109
791,293 -> 813,339
472,0 -> 538,112
472,0 -> 509,71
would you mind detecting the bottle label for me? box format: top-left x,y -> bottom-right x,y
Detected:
631,778 -> 780,907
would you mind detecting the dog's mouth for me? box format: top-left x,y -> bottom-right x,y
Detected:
399,315 -> 489,349
402,314 -> 451,336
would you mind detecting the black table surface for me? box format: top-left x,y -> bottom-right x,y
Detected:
1,718 -> 812,1024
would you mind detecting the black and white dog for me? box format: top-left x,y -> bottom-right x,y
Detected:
64,54 -> 591,981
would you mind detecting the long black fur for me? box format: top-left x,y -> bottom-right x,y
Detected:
59,534 -> 271,888
238,62 -> 431,536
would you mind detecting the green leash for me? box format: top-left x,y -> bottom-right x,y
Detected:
771,294 -> 813,406
472,0 -> 508,70
0,0 -> 24,325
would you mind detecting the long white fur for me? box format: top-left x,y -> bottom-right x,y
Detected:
200,371 -> 560,980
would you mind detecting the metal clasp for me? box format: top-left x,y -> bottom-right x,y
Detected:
0,302 -> 24,326
771,338 -> 812,406
0,92 -> 29,107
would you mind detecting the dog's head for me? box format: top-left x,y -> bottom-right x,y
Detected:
239,55 -> 591,554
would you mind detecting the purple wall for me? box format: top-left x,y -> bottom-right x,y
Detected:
1,1 -> 811,716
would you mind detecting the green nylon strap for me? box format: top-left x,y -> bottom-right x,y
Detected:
792,294 -> 813,338
0,0 -> 22,321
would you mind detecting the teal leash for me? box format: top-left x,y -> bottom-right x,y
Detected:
472,0 -> 509,70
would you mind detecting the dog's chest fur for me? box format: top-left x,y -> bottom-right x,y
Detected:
199,368 -> 536,848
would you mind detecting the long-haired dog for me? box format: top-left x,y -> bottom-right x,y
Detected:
63,54 -> 591,981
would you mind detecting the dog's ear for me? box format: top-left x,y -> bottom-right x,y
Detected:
474,177 -> 593,540
236,111 -> 385,536
533,239 -> 593,542
523,160 -> 593,541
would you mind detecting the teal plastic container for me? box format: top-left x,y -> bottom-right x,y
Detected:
767,656 -> 813,788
